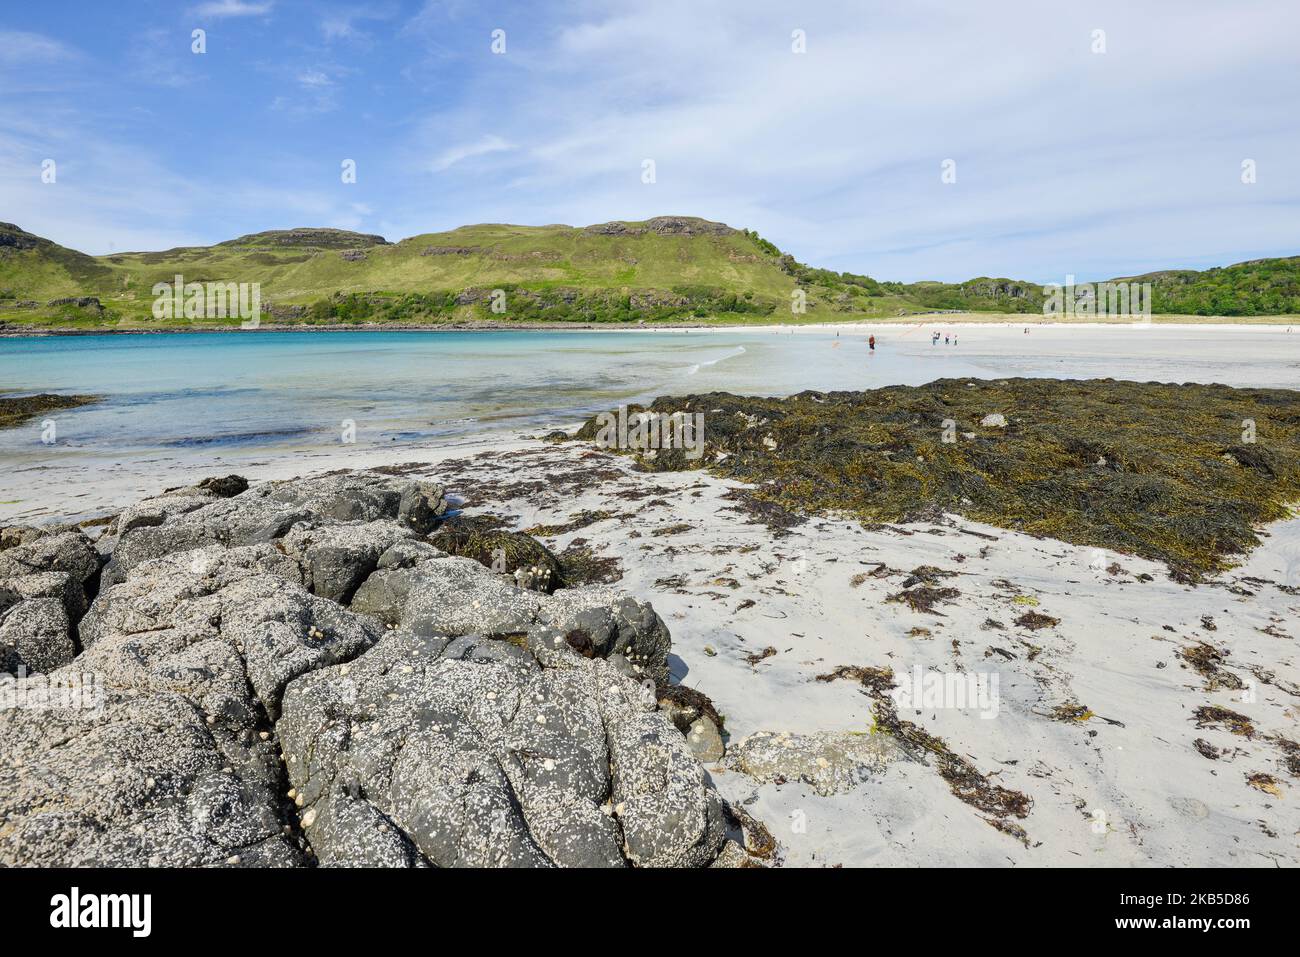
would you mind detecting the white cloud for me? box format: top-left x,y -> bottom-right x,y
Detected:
129,29 -> 203,88
0,31 -> 79,66
271,65 -> 349,114
320,3 -> 396,42
429,135 -> 515,173
191,1 -> 273,19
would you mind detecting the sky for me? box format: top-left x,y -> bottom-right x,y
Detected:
1,0 -> 1297,283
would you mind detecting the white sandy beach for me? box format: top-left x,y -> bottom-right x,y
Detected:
141,436 -> 1299,867
424,441 -> 1299,867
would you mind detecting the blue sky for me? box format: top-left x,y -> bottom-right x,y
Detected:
2,0 -> 1297,282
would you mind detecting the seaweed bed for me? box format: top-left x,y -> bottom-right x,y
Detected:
430,514 -> 619,588
575,378 -> 1300,581
0,392 -> 98,428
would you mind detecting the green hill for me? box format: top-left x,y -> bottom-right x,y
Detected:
0,223 -> 115,301
1,217 -> 1296,330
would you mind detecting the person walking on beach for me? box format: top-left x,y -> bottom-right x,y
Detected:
868,335 -> 876,352
944,333 -> 950,345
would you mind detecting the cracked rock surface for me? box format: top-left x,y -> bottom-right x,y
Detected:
1,528 -> 101,675
0,471 -> 728,867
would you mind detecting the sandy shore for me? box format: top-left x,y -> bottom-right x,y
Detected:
293,439 -> 1300,865
440,439 -> 1300,866
18,428 -> 1297,866
4,315 -> 1298,337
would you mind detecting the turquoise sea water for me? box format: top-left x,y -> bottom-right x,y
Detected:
0,329 -> 982,456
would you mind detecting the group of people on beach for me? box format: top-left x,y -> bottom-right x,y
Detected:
931,331 -> 957,345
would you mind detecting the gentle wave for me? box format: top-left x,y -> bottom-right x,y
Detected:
686,345 -> 747,375
160,427 -> 320,448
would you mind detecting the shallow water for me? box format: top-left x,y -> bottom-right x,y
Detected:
1,325 -> 1297,520
0,329 -> 980,463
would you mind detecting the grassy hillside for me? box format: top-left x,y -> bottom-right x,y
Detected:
1,218 -> 1296,331
0,223 -> 116,300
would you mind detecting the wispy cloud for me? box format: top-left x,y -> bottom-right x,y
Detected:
270,63 -> 349,114
430,135 -> 515,173
129,29 -> 203,88
0,30 -> 80,66
191,0 -> 273,19
319,3 -> 395,42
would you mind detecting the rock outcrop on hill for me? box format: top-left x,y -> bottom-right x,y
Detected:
217,228 -> 391,249
583,216 -> 737,237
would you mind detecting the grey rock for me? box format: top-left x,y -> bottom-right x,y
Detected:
0,469 -> 727,868
376,539 -> 445,569
102,472 -> 446,588
113,490 -> 218,537
300,786 -> 426,867
1,525 -> 49,550
684,715 -> 726,763
604,692 -> 726,867
539,586 -> 672,681
80,545 -> 381,718
278,630 -> 725,868
0,543 -> 378,866
0,570 -> 88,622
0,530 -> 100,616
352,557 -> 672,680
278,520 -> 419,603
727,730 -> 906,796
352,556 -> 543,636
0,597 -> 74,673
0,689 -> 301,867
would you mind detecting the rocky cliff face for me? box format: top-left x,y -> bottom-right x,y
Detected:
0,223 -> 43,251
0,471 -> 743,867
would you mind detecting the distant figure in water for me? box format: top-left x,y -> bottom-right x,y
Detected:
868,335 -> 876,351
952,334 -> 957,345
944,334 -> 950,345
932,332 -> 940,345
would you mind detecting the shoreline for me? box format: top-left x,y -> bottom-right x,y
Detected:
5,329 -> 1300,525
3,316 -> 1298,338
